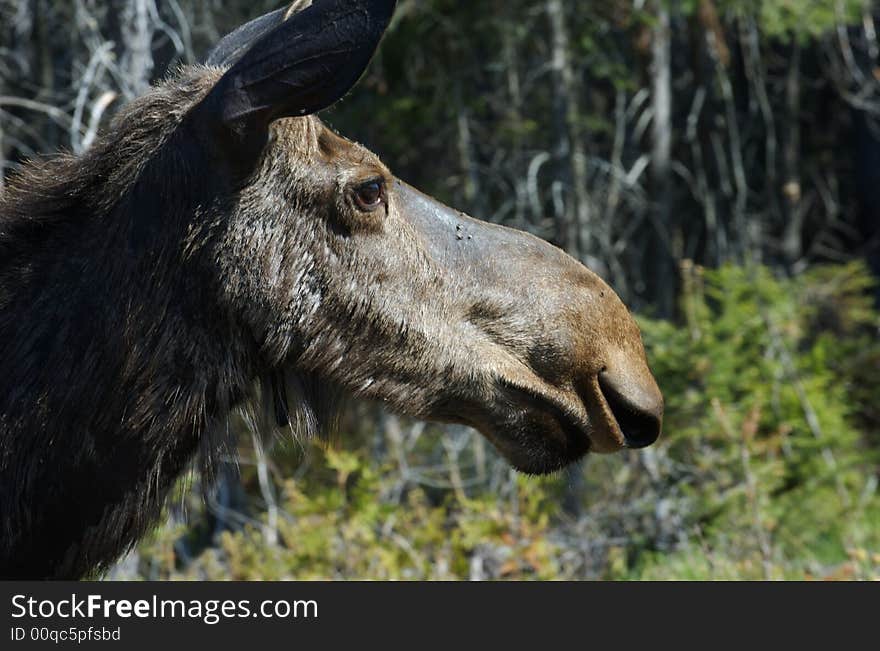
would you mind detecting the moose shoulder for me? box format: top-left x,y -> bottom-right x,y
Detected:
0,0 -> 662,579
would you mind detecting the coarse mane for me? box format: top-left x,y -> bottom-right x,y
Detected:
0,67 -> 222,308
0,66 -> 340,577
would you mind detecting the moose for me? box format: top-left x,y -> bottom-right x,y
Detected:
0,0 -> 663,579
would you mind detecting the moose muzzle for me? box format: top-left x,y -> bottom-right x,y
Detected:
392,180 -> 663,472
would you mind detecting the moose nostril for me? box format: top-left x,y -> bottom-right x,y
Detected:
597,372 -> 662,449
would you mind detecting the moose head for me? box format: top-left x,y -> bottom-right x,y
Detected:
0,0 -> 662,578
196,0 -> 663,469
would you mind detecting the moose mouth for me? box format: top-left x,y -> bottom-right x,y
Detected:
489,371 -> 663,475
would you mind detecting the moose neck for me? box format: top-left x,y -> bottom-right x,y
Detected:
0,113 -> 254,580
0,224 -> 250,578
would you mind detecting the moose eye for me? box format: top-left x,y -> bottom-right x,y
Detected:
353,180 -> 385,211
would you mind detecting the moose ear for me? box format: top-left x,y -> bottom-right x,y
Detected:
204,6 -> 290,68
199,0 -> 397,140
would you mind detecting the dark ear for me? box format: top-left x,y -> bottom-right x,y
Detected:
199,0 -> 396,140
204,6 -> 290,68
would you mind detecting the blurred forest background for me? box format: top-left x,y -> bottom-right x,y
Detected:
1,0 -> 879,580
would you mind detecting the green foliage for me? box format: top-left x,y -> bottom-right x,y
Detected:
632,261 -> 880,579
719,0 -> 871,41
129,262 -> 880,581
141,446 -> 566,581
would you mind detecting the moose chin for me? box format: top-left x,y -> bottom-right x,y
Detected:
0,0 -> 662,579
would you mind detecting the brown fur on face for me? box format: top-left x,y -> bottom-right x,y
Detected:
0,23 -> 661,579
215,111 -> 662,470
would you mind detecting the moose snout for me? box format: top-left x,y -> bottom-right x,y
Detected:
597,368 -> 663,449
392,177 -> 664,464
